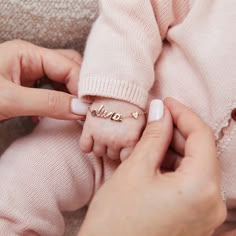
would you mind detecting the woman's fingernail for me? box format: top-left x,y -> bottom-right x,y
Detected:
71,98 -> 90,115
148,99 -> 164,122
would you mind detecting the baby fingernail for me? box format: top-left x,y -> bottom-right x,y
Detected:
148,99 -> 164,122
71,98 -> 90,115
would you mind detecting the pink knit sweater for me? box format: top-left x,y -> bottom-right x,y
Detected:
79,0 -> 236,225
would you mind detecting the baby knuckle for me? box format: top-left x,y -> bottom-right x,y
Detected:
110,139 -> 121,150
94,149 -> 104,157
126,136 -> 139,147
110,142 -> 119,150
92,149 -> 99,157
79,135 -> 92,153
80,142 -> 89,153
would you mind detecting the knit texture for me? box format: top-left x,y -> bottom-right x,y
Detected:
79,0 -> 236,232
0,0 -> 98,235
0,118 -> 119,236
0,0 -> 235,235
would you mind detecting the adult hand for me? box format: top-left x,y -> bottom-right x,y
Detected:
0,40 -> 89,121
79,98 -> 226,236
215,229 -> 236,236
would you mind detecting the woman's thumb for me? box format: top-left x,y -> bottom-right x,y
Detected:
129,100 -> 173,173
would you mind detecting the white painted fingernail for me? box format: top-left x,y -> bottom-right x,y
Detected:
71,98 -> 90,115
148,99 -> 164,122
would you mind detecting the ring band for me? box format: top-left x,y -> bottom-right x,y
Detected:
89,105 -> 146,122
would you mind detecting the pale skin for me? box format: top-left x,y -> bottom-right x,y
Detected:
0,40 -> 232,235
80,97 -> 146,160
79,98 -> 227,236
0,40 -> 87,121
217,230 -> 236,236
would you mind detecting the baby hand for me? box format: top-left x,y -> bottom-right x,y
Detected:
80,98 -> 146,161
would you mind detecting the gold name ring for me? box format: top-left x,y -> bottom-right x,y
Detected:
89,105 -> 146,122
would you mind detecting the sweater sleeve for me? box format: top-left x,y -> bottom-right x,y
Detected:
79,0 -> 189,109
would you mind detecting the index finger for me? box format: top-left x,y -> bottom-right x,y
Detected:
16,41 -> 80,95
38,47 -> 80,96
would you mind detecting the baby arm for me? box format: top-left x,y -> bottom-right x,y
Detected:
79,0 -> 188,160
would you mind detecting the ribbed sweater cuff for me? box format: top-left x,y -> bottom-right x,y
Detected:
79,77 -> 149,109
